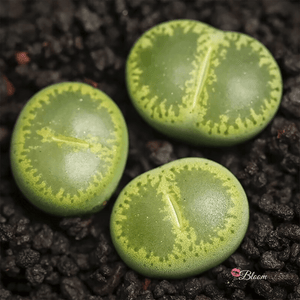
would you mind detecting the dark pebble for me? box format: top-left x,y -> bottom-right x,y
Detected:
184,278 -> 202,297
204,284 -> 224,298
0,288 -> 11,299
85,32 -> 106,50
51,232 -> 70,255
70,253 -> 90,271
75,5 -> 102,32
136,290 -> 154,300
281,153 -> 300,175
36,17 -> 53,37
265,271 -> 300,286
0,74 -> 7,102
146,140 -> 174,165
57,255 -> 79,277
98,264 -> 114,277
116,271 -> 141,299
264,233 -> 278,257
0,255 -> 20,277
283,54 -> 300,74
253,213 -> 273,248
253,280 -> 273,299
278,245 -> 290,261
194,296 -> 211,300
295,202 -> 300,220
91,48 -> 115,71
272,204 -> 294,221
35,70 -> 61,88
227,253 -> 252,271
61,276 -> 88,300
16,248 -> 40,268
278,224 -> 300,242
2,204 -> 15,217
53,0 -> 75,33
25,264 -> 47,286
290,243 -> 300,263
10,21 -> 36,43
33,224 -> 54,251
231,289 -> 245,300
45,271 -> 60,285
59,217 -> 91,240
260,251 -> 285,270
154,280 -> 177,297
270,286 -> 287,300
89,235 -> 112,266
281,88 -> 300,118
7,0 -> 25,19
241,237 -> 260,259
15,217 -> 30,235
87,265 -> 127,296
258,194 -> 274,214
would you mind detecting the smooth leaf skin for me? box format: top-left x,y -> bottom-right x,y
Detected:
110,157 -> 249,279
126,20 -> 282,146
10,82 -> 128,217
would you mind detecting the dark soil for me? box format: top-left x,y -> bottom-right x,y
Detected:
0,0 -> 300,300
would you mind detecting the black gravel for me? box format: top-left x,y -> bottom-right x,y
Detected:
0,0 -> 299,300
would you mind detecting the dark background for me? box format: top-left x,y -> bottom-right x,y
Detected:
0,0 -> 299,299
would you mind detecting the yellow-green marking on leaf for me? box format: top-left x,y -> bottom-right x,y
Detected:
126,20 -> 282,146
110,158 -> 249,279
10,82 -> 128,216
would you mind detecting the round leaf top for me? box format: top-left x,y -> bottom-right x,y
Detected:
126,20 -> 282,146
110,157 -> 249,279
11,82 -> 128,217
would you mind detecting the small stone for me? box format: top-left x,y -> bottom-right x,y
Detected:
258,194 -> 274,214
260,251 -> 284,270
61,277 -> 88,300
284,54 -> 300,73
253,280 -> 273,299
51,232 -> 70,255
16,248 -> 40,268
57,255 -> 79,277
281,88 -> 300,118
33,224 -> 54,251
25,264 -> 47,285
146,140 -> 174,165
0,224 -> 14,243
272,204 -> 294,221
278,224 -> 300,242
265,271 -> 299,286
184,278 -> 202,297
241,237 -> 260,258
76,5 -> 102,32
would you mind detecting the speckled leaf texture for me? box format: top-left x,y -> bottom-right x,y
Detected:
111,158 -> 249,279
10,82 -> 128,216
127,20 -> 282,146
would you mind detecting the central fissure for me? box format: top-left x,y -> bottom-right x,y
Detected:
165,193 -> 182,228
51,135 -> 90,147
191,45 -> 213,109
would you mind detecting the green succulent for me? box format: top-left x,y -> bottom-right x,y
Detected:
110,157 -> 249,279
10,82 -> 128,216
126,19 -> 282,146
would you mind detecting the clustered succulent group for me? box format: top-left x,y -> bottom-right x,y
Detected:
10,20 -> 282,279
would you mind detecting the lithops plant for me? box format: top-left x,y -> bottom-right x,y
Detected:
110,157 -> 249,279
10,82 -> 128,216
126,20 -> 282,146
